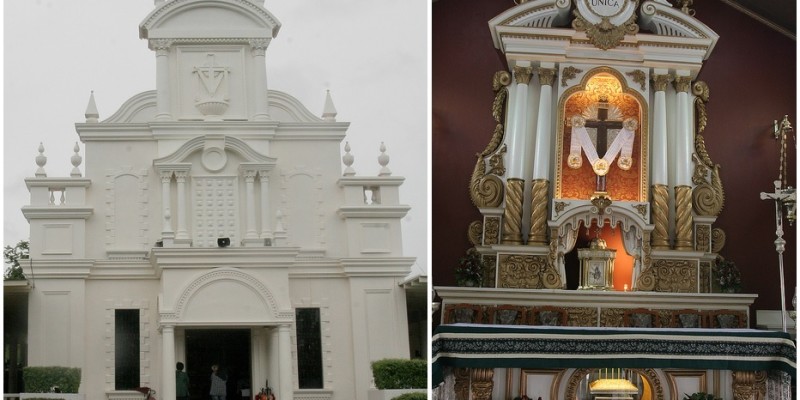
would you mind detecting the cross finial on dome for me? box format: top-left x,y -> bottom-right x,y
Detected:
85,91 -> 99,123
322,90 -> 337,122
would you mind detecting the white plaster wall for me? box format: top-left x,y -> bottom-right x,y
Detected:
82,140 -> 160,260
290,277 -> 356,398
82,279 -> 160,400
26,279 -> 85,368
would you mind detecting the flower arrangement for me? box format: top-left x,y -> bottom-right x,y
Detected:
713,257 -> 741,293
456,248 -> 485,287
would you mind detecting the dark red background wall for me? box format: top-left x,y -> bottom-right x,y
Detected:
432,0 -> 796,314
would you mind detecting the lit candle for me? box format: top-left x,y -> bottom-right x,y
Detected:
624,284 -> 628,291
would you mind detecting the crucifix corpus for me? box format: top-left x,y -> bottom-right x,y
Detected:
567,100 -> 638,194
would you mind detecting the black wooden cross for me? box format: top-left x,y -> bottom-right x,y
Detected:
585,100 -> 623,158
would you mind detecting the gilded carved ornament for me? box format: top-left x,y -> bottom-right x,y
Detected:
626,70 -> 647,91
732,371 -> 767,400
469,71 -> 510,209
470,368 -> 494,400
484,217 -> 500,245
652,259 -> 697,292
711,228 -> 726,253
554,201 -> 570,215
692,81 -> 725,217
572,12 -> 639,51
513,66 -> 534,85
591,195 -> 612,215
652,74 -> 672,92
468,220 -> 483,246
561,66 -> 583,87
673,76 -> 692,93
538,67 -> 557,86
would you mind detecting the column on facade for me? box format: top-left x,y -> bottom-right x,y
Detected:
528,64 -> 556,245
251,328 -> 270,395
651,71 -> 671,249
673,73 -> 694,250
501,63 -> 533,245
152,39 -> 172,121
250,39 -> 271,121
174,170 -> 189,241
259,171 -> 272,242
162,325 -> 177,400
160,171 -> 174,240
242,169 -> 260,244
278,324 -> 293,400
268,327 -> 280,393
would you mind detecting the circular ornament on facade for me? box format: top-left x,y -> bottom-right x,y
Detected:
579,0 -> 634,22
202,147 -> 227,172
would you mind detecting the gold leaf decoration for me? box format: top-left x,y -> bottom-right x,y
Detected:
711,228 -> 726,253
468,220 -> 483,246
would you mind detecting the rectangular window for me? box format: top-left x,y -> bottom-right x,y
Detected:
115,309 -> 140,390
295,308 -> 323,389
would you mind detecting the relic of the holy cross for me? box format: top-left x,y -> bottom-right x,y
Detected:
585,99 -> 623,193
567,99 -> 637,195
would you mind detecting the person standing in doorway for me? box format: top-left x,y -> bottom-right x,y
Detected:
176,362 -> 190,400
210,364 -> 227,400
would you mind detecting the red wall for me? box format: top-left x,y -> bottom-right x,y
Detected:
432,0 -> 796,313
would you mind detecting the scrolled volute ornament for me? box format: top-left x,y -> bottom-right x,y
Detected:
711,228 -> 726,253
468,220 -> 483,246
693,81 -> 710,133
469,71 -> 511,208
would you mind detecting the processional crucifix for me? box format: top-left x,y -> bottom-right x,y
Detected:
567,99 -> 637,194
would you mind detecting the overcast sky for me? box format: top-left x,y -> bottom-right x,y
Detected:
3,0 -> 428,276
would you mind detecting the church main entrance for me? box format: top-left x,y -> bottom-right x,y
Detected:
185,329 -> 252,400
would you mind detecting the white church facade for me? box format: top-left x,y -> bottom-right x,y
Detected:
15,2 -> 422,400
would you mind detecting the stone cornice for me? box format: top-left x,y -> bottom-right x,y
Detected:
21,259 -> 94,279
21,206 -> 93,220
341,257 -> 416,278
150,247 -> 301,269
338,176 -> 406,187
76,121 -> 350,142
337,205 -> 411,219
25,178 -> 92,188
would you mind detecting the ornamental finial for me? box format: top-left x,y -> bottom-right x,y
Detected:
322,90 -> 337,122
378,142 -> 391,176
85,91 -> 99,123
342,141 -> 355,176
71,142 -> 83,177
35,142 -> 47,177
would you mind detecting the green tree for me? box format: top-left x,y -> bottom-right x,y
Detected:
4,240 -> 29,280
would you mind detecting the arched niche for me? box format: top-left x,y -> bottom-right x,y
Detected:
549,203 -> 653,290
564,367 -> 665,400
555,67 -> 649,202
166,267 -> 293,325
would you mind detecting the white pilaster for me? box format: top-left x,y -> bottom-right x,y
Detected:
162,325 -> 176,400
259,172 -> 272,241
152,40 -> 172,121
160,171 -> 174,241
507,62 -> 533,179
674,72 -> 692,186
250,39 -> 271,120
242,169 -> 260,246
268,327 -> 279,393
174,171 -> 189,240
278,324 -> 293,400
531,64 -> 556,180
651,70 -> 670,185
